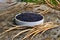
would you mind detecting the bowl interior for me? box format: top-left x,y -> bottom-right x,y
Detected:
15,12 -> 43,22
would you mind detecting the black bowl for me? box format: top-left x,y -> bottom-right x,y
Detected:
16,12 -> 43,22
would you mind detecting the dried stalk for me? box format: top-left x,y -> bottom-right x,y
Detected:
45,0 -> 60,10
31,29 -> 43,39
0,26 -> 22,36
40,9 -> 50,15
0,3 -> 21,16
0,22 -> 59,40
45,0 -> 54,8
12,29 -> 32,40
22,23 -> 45,40
31,22 -> 58,39
21,22 -> 59,40
22,27 -> 37,40
56,0 -> 60,4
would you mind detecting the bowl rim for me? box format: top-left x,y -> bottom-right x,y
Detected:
15,12 -> 44,22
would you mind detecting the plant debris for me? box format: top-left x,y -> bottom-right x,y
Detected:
0,2 -> 60,40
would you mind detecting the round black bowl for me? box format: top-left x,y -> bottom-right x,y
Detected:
16,12 -> 43,22
15,12 -> 44,26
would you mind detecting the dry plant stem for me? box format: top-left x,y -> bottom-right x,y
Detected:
0,26 -> 30,38
31,23 -> 51,39
22,30 -> 38,40
0,35 -> 6,38
0,3 -> 21,16
23,22 -> 58,40
22,27 -> 38,40
22,24 -> 47,40
7,22 -> 17,27
6,3 -> 17,9
7,22 -> 29,29
40,25 -> 58,35
22,22 -> 47,40
56,0 -> 60,4
0,26 -> 22,36
40,9 -> 50,15
5,2 -> 21,10
12,29 -> 32,40
55,0 -> 60,9
45,0 -> 54,8
31,23 -> 58,39
7,22 -> 28,30
45,0 -> 60,10
31,29 -> 43,40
